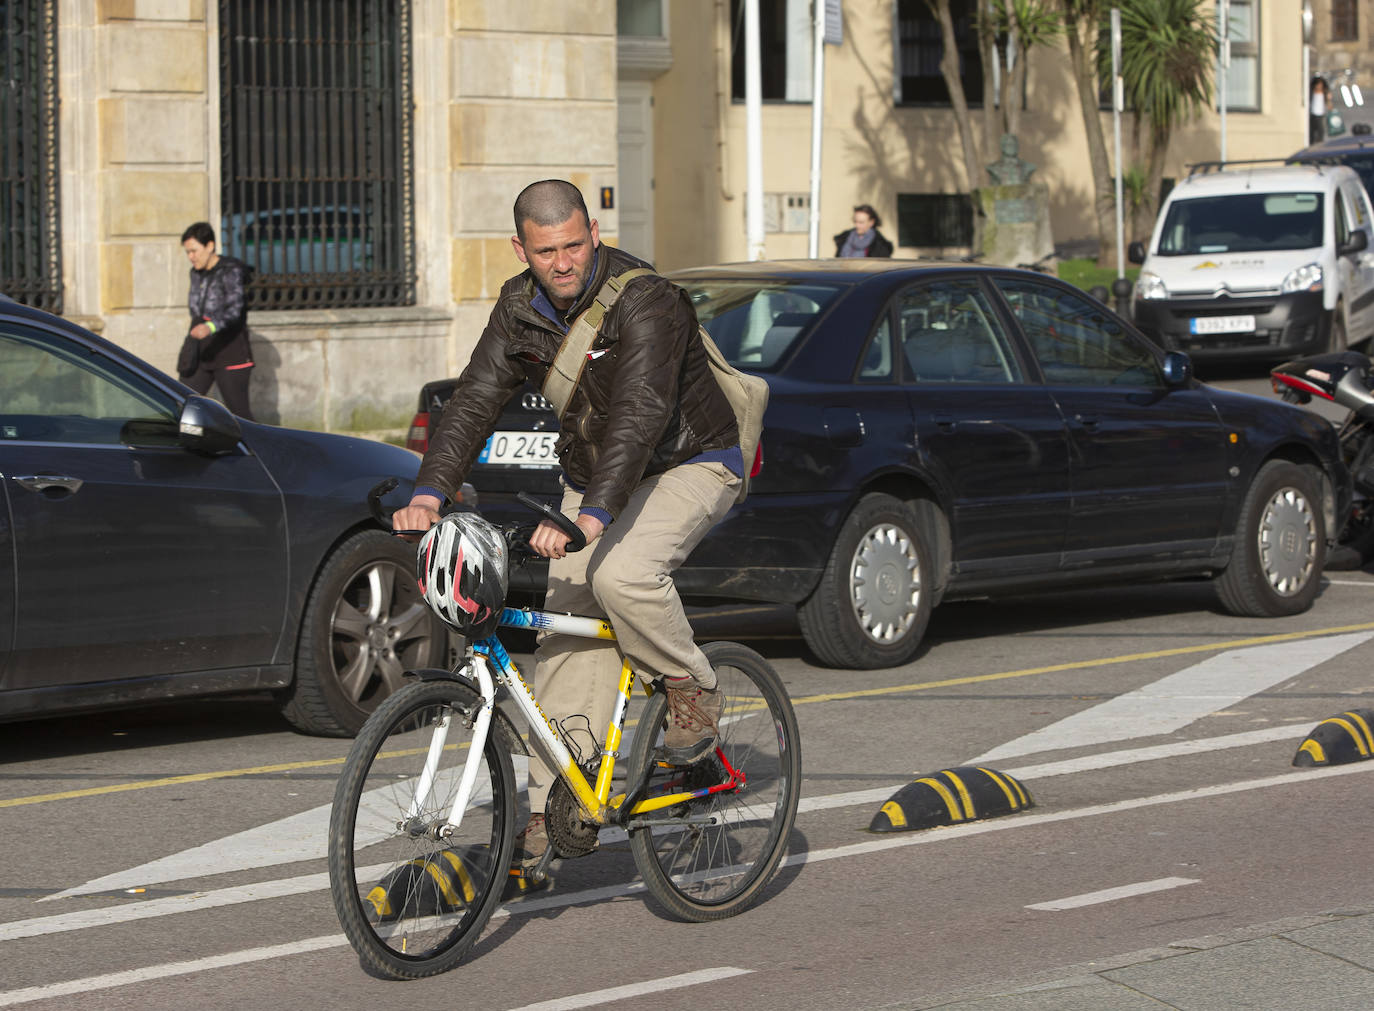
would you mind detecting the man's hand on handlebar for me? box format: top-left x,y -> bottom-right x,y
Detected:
391,492 -> 446,541
529,512 -> 603,560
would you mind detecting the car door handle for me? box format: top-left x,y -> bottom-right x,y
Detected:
933,413 -> 956,432
1074,413 -> 1100,431
13,474 -> 84,495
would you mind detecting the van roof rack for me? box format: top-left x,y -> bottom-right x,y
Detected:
1186,157 -> 1303,176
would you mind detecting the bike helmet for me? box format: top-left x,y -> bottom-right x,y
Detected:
416,512 -> 508,638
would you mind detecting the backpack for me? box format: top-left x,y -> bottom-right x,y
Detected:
542,267 -> 768,503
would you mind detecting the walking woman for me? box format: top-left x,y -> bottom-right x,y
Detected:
180,221 -> 255,420
834,204 -> 894,258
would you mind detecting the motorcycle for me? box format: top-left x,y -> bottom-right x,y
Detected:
1271,349 -> 1374,567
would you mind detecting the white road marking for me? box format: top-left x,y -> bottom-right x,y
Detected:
0,935 -> 343,1008
3,763 -> 1372,1006
45,755 -> 530,901
1024,876 -> 1199,911
970,632 -> 1373,763
7,721 -> 1320,943
504,967 -> 753,1011
2,763 -> 1371,1005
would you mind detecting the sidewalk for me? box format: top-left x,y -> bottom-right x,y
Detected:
911,907 -> 1374,1009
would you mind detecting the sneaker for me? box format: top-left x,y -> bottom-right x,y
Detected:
662,678 -> 722,764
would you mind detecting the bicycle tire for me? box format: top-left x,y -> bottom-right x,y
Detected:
328,679 -> 516,979
625,641 -> 801,921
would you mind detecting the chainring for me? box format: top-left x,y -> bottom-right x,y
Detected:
545,769 -> 601,859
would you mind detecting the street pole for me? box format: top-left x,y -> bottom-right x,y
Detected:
745,0 -> 766,261
1218,0 -> 1230,163
1112,9 -> 1124,279
807,0 -> 825,259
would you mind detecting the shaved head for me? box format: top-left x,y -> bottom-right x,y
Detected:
513,180 -> 591,241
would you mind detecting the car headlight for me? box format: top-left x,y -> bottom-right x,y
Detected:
1280,263 -> 1323,294
1136,271 -> 1168,300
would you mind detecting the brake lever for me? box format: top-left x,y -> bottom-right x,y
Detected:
516,490 -> 587,552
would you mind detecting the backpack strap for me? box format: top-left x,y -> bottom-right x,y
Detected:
541,268 -> 655,419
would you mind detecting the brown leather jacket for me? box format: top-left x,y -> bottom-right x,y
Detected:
417,244 -> 738,520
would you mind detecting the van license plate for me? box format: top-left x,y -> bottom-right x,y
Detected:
477,431 -> 558,467
1190,315 -> 1255,335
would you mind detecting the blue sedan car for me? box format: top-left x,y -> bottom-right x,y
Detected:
407,260 -> 1350,670
0,295 -> 442,733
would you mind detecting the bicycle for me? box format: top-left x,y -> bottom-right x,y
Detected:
327,479 -> 802,979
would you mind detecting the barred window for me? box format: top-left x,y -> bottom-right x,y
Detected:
1332,0 -> 1358,42
0,0 -> 62,313
897,194 -> 974,248
219,0 -> 415,310
895,0 -> 983,106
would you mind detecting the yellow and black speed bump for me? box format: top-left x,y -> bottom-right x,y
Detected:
366,847 -> 481,921
869,766 -> 1033,833
1293,709 -> 1374,767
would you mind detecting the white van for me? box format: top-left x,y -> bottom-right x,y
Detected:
1129,162 -> 1374,362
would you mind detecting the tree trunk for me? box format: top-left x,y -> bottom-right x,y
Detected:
1062,8 -> 1118,269
978,1 -> 1001,157
929,0 -> 984,190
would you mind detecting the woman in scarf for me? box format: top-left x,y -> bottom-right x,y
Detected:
834,204 -> 894,258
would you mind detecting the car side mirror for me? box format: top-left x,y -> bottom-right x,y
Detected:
1128,241 -> 1147,264
178,395 -> 243,455
1161,351 -> 1193,387
1339,230 -> 1369,257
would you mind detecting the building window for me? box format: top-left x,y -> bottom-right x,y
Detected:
219,0 -> 415,310
0,0 -> 62,313
897,194 -> 974,248
1332,0 -> 1358,41
896,0 -> 983,106
1220,0 -> 1259,112
730,0 -> 813,102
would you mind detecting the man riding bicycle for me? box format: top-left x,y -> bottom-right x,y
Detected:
391,179 -> 743,877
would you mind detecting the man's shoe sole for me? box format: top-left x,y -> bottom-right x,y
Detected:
661,736 -> 720,766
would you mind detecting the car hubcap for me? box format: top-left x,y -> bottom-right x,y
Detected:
331,560 -> 435,707
848,522 -> 921,645
1258,486 -> 1318,597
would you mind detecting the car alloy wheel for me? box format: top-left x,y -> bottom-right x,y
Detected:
282,529 -> 446,736
330,556 -> 434,703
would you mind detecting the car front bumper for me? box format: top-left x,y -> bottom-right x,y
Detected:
1133,290 -> 1328,361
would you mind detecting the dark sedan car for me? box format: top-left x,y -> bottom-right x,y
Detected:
0,296 -> 444,734
406,260 -> 1350,670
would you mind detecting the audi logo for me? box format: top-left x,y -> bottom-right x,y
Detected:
521,392 -> 552,411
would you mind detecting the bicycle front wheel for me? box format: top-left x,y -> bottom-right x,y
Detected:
328,679 -> 516,979
626,641 -> 802,921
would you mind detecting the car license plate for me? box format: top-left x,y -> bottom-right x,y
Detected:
477,430 -> 558,467
1190,315 -> 1255,335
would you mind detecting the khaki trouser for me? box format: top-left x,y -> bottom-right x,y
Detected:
526,461 -> 741,813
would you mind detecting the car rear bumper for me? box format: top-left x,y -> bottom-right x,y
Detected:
1133,290 -> 1327,360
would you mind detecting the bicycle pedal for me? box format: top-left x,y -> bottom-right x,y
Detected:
502,868 -> 552,900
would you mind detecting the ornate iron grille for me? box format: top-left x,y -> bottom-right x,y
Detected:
219,0 -> 415,309
0,0 -> 63,313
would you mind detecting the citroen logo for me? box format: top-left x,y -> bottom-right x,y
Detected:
521,392 -> 552,411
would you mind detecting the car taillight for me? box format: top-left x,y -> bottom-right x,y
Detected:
405,411 -> 429,453
750,440 -> 763,478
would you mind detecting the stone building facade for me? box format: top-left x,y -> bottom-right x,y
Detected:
7,2 -> 1312,434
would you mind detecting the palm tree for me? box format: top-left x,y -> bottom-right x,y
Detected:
1102,0 -> 1216,235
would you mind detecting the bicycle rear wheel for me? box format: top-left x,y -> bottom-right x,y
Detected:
625,641 -> 801,921
328,679 -> 515,979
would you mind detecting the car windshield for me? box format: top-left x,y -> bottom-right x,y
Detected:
1156,192 -> 1325,255
678,279 -> 844,369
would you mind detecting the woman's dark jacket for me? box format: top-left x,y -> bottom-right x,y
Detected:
833,228 -> 894,258
417,244 -> 738,521
187,256 -> 252,367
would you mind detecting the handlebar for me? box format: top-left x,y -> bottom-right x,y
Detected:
367,478 -> 586,553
